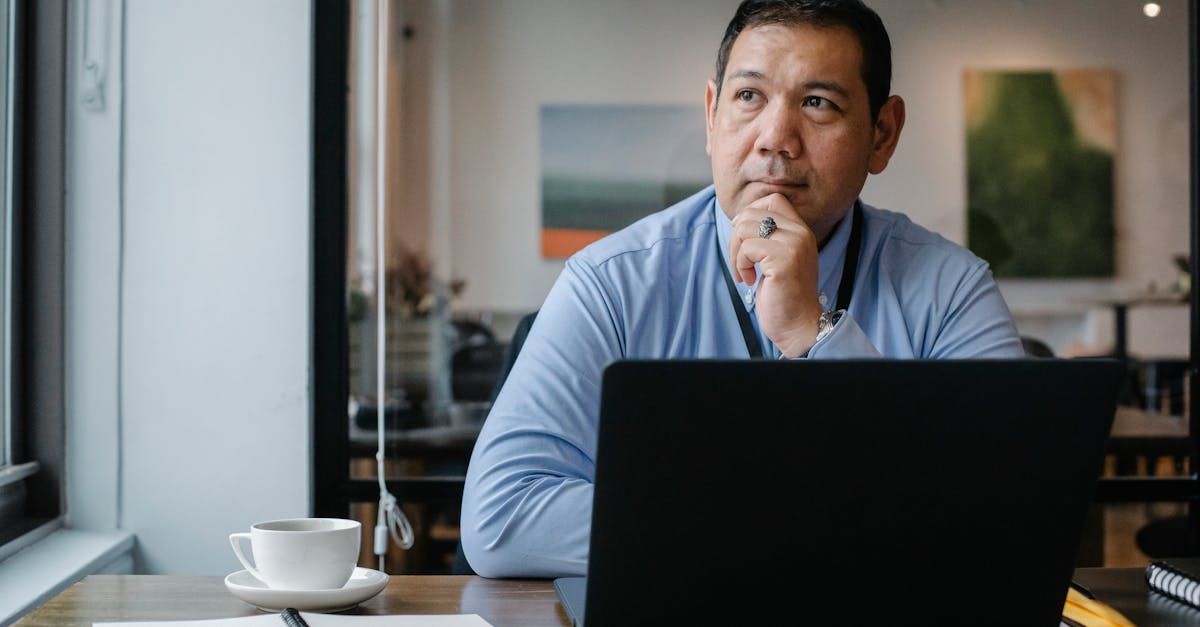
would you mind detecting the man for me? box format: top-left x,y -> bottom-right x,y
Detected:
462,0 -> 1023,578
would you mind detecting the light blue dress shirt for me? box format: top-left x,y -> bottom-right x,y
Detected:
461,185 -> 1023,578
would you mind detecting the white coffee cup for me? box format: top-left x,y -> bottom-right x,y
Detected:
229,518 -> 361,590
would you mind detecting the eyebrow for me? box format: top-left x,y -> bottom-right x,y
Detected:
802,80 -> 851,98
726,71 -> 852,100
727,69 -> 767,82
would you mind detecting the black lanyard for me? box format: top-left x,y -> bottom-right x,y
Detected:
718,201 -> 864,359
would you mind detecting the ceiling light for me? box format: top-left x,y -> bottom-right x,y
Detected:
1143,2 -> 1161,18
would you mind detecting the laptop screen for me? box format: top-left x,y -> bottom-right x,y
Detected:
583,359 -> 1120,625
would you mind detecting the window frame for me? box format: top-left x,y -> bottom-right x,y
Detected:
310,0 -> 468,556
1,0 -> 13,471
0,0 -> 67,555
312,0 -> 351,521
0,0 -> 29,548
1,0 -> 20,482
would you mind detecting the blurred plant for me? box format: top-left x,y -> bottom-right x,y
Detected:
348,289 -> 369,323
347,246 -> 465,322
1173,254 -> 1190,299
387,247 -> 466,317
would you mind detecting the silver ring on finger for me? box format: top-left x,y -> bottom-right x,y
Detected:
758,216 -> 777,239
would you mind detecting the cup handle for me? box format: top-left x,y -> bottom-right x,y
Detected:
229,532 -> 265,584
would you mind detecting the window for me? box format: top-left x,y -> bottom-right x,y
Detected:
1,0 -> 66,554
1,0 -> 13,472
0,0 -> 26,547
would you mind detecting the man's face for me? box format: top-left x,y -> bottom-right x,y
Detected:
705,23 -> 896,237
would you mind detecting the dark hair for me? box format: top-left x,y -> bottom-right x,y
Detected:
714,0 -> 892,121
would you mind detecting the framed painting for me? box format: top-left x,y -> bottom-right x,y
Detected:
965,69 -> 1116,277
540,104 -> 711,258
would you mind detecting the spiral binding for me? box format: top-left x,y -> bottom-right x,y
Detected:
1147,560 -> 1200,608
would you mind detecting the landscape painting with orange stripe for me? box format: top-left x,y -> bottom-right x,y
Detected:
540,104 -> 712,259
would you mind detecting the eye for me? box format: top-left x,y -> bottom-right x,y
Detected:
802,95 -> 836,109
735,89 -> 759,103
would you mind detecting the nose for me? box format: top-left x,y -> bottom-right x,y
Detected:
753,101 -> 803,160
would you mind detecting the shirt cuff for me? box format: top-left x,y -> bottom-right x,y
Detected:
801,311 -> 881,359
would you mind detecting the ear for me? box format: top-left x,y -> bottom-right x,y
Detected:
704,78 -> 718,156
867,95 -> 905,175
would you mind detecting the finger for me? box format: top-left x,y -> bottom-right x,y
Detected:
730,213 -> 802,284
735,207 -> 816,249
734,238 -> 756,285
733,194 -> 811,255
734,237 -> 786,286
750,192 -> 804,223
729,219 -> 778,284
732,200 -> 808,234
729,213 -> 753,284
729,230 -> 753,285
732,211 -> 802,243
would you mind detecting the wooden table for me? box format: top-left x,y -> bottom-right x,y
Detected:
19,570 -> 1200,626
15,576 -> 570,627
1112,405 -> 1190,439
1075,292 -> 1187,362
1108,406 -> 1191,476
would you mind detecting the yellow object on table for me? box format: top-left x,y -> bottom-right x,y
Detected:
1063,587 -> 1136,627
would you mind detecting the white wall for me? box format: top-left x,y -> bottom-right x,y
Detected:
871,0 -> 1191,357
870,0 -> 1189,271
69,0 -> 313,574
429,0 -> 1190,355
442,0 -> 737,312
66,0 -> 124,532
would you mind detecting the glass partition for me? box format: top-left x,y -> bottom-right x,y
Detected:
317,0 -> 1196,573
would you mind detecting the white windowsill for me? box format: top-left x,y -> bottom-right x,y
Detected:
0,527 -> 134,625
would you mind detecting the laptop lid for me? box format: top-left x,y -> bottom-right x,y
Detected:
554,576 -> 587,626
586,359 -> 1121,626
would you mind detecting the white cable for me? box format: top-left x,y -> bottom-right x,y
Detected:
373,0 -> 413,572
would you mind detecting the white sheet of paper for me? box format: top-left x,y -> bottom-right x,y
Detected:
96,613 -> 493,627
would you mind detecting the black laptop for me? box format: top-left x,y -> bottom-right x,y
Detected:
555,359 -> 1121,626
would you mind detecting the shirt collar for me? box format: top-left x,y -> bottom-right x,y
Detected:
713,196 -> 856,312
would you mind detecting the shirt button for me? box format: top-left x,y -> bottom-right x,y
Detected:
818,293 -> 828,307
743,291 -> 754,306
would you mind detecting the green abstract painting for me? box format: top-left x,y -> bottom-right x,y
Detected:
965,70 -> 1115,277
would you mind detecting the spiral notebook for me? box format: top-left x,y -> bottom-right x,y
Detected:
1146,558 -> 1200,608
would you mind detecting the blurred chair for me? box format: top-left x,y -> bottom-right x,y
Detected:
1020,335 -> 1055,358
448,317 -> 520,403
487,312 -> 538,404
452,319 -> 496,348
1136,358 -> 1188,416
1130,357 -> 1195,558
451,343 -> 505,402
1137,515 -> 1200,558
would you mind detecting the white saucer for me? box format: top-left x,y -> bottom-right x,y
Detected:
224,567 -> 389,612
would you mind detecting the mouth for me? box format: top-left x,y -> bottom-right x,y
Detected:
749,179 -> 808,191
